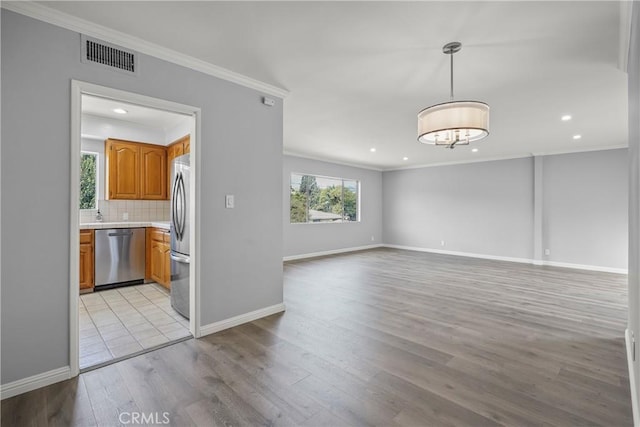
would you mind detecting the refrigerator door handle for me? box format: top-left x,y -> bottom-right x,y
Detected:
170,252 -> 190,264
172,173 -> 179,240
178,172 -> 186,240
172,172 -> 183,241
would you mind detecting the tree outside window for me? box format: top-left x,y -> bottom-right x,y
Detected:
290,173 -> 359,223
80,152 -> 97,209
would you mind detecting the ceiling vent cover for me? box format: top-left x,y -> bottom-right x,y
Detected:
81,35 -> 138,75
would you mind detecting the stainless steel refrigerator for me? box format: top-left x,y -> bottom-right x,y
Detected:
170,153 -> 190,319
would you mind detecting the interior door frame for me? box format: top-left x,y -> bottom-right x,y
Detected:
70,80 -> 202,377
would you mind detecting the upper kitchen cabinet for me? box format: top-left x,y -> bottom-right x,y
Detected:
167,135 -> 190,188
183,137 -> 190,154
168,135 -> 190,163
105,138 -> 167,200
106,139 -> 140,199
140,145 -> 167,200
167,139 -> 184,161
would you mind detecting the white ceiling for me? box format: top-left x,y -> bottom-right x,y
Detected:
42,1 -> 628,170
82,95 -> 189,132
82,94 -> 190,131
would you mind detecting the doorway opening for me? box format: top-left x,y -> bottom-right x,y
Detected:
70,81 -> 201,374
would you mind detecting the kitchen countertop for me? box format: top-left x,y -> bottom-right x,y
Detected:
80,221 -> 170,230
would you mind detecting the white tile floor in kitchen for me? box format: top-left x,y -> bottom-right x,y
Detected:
79,283 -> 191,370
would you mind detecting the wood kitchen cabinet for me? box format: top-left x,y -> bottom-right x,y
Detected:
146,227 -> 171,289
105,138 -> 167,200
167,139 -> 184,162
105,139 -> 140,199
167,135 -> 190,187
183,136 -> 190,154
140,145 -> 168,200
79,229 -> 94,293
168,134 -> 190,161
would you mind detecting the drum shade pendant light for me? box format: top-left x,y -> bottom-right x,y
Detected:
418,42 -> 489,148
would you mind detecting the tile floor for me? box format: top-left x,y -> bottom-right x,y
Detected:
79,283 -> 190,370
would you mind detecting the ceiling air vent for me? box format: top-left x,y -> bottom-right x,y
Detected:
80,35 -> 138,75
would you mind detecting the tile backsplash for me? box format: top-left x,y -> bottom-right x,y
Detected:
80,200 -> 170,223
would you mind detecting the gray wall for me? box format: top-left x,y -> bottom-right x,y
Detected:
283,155 -> 382,257
382,151 -> 628,268
628,0 -> 640,412
543,150 -> 628,269
383,158 -> 535,259
1,11 -> 283,385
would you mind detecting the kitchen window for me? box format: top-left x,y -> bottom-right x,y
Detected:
290,173 -> 359,223
80,151 -> 98,210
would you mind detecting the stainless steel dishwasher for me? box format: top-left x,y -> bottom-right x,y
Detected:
95,228 -> 146,289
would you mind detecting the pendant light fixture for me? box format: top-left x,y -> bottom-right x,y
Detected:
417,42 -> 490,149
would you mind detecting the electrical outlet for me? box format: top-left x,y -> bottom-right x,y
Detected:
544,249 -> 550,256
371,235 -> 375,241
441,240 -> 445,246
225,194 -> 235,209
123,212 -> 129,221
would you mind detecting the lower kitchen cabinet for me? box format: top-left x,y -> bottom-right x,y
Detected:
79,229 -> 94,293
146,227 -> 171,289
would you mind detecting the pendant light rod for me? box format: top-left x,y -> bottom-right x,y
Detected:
450,51 -> 454,100
443,42 -> 461,101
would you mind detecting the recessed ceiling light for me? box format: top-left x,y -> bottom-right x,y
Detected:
561,115 -> 572,121
370,148 -> 376,153
113,108 -> 128,114
403,157 -> 409,161
573,134 -> 582,140
472,148 -> 479,153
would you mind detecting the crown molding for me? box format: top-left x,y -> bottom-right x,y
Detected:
285,144 -> 629,174
283,151 -> 384,172
529,144 -> 628,158
1,1 -> 289,98
382,153 -> 534,172
381,145 -> 628,172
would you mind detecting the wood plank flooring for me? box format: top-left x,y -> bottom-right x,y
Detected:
2,248 -> 632,426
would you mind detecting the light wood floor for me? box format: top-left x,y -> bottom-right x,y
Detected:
2,248 -> 632,426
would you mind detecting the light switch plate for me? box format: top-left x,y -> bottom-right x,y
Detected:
225,194 -> 234,209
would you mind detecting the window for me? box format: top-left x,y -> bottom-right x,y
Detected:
80,152 -> 98,209
290,173 -> 359,223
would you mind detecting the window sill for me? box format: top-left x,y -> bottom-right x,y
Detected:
290,221 -> 361,225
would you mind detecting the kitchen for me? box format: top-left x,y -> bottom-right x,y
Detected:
78,95 -> 194,369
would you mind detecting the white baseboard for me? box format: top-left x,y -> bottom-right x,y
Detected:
283,244 -> 383,261
626,328 -> 639,426
200,303 -> 286,337
1,366 -> 70,400
383,244 -> 533,265
383,244 -> 628,275
541,260 -> 627,275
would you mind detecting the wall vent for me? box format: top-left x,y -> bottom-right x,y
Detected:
80,35 -> 138,75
